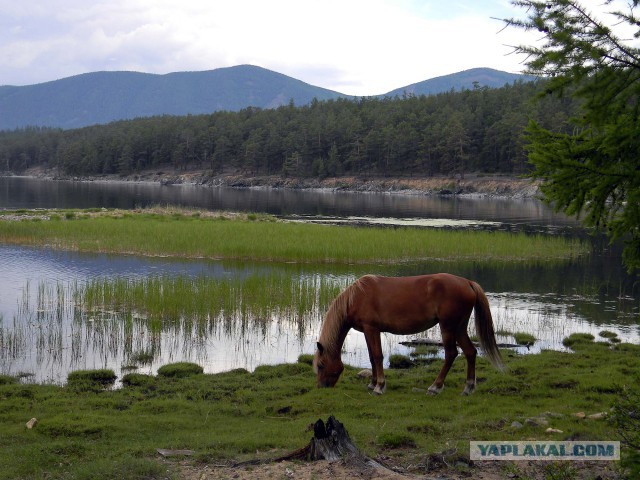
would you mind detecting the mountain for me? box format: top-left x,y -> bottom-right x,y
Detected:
0,65 -> 347,131
0,65 -> 534,130
384,68 -> 535,97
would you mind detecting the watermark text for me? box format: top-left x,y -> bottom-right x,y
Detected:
470,441 -> 620,461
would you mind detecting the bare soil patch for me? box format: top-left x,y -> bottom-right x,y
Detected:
177,457 -> 621,480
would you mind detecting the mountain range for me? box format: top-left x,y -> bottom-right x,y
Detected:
0,65 -> 534,131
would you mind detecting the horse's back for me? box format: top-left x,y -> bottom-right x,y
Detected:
359,273 -> 474,298
349,274 -> 476,334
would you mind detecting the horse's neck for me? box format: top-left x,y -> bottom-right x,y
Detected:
319,312 -> 351,356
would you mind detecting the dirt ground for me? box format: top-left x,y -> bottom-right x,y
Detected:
176,456 -> 622,479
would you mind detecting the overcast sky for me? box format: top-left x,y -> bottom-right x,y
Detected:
0,0 -> 617,96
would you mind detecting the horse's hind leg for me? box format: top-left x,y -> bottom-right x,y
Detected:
428,329 -> 458,395
456,330 -> 477,395
364,327 -> 386,395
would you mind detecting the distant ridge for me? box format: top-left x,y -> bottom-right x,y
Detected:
384,68 -> 536,97
0,65 -> 346,130
0,65 -> 534,130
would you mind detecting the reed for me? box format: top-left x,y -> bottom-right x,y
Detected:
0,208 -> 588,264
77,273 -> 348,331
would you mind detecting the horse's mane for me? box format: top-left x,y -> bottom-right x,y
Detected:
318,275 -> 371,353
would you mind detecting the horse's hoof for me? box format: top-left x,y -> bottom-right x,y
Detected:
427,385 -> 443,395
462,381 -> 476,396
372,384 -> 386,395
367,382 -> 376,391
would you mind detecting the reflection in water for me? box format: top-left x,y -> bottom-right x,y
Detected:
1,176 -> 579,228
1,245 -> 638,385
1,275 -> 341,384
1,177 -> 638,384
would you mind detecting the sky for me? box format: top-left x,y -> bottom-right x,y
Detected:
0,0 -> 620,96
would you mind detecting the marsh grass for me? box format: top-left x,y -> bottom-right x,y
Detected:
563,333 -> 596,348
0,339 -> 637,479
513,332 -> 537,346
157,362 -> 204,378
67,369 -> 117,392
0,273 -> 350,378
599,330 -> 619,340
77,273 -> 346,330
0,208 -> 588,264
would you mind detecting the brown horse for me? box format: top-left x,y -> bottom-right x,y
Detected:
313,274 -> 504,395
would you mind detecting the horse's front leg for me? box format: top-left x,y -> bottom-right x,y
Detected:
364,327 -> 385,395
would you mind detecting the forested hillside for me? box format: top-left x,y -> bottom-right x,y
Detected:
384,68 -> 534,97
0,66 -> 531,130
0,80 -> 576,178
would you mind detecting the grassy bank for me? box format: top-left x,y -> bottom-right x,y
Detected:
0,208 -> 587,264
0,338 -> 637,479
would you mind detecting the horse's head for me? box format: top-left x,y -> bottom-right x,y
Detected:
313,342 -> 344,388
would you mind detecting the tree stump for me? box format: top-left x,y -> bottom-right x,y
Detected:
276,415 -> 390,473
309,415 -> 360,461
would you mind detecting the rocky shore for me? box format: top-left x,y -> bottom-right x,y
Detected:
19,167 -> 541,199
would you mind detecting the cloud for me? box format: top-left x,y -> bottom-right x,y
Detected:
0,0 -> 532,94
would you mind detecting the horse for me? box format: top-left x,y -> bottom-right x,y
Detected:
313,274 -> 504,395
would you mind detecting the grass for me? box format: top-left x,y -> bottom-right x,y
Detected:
157,362 -> 204,378
0,338 -> 637,479
563,333 -> 596,348
76,273 -> 345,330
0,208 -> 588,264
513,332 -> 537,346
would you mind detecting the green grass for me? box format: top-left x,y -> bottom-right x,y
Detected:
74,274 -> 346,342
157,362 -> 204,378
563,332 -> 596,348
0,208 -> 588,264
513,332 -> 536,346
0,339 -> 637,479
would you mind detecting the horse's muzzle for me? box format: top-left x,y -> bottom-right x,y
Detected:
317,380 -> 336,388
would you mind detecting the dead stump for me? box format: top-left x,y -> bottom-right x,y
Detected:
277,415 -> 390,472
309,415 -> 360,461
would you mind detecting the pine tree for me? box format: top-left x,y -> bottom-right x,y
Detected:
506,0 -> 640,270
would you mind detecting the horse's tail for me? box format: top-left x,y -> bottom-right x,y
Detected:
469,281 -> 505,372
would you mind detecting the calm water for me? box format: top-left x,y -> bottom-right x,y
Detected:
0,176 -> 638,384
1,176 -> 579,230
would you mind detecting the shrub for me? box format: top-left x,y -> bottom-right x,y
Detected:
610,388 -> 640,478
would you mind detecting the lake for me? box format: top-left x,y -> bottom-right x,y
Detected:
0,176 -> 638,385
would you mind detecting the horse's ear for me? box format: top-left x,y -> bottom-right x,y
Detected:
317,342 -> 324,354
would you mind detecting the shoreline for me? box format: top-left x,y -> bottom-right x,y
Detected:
11,167 -> 542,199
